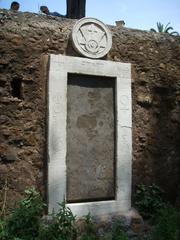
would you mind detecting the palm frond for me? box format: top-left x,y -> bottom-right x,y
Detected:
150,22 -> 179,36
150,28 -> 156,32
170,31 -> 179,36
164,22 -> 171,31
164,26 -> 173,33
157,22 -> 164,32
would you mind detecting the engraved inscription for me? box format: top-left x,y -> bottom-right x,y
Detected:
118,127 -> 131,155
119,95 -> 129,110
121,132 -> 130,151
51,93 -> 63,116
52,136 -> 63,154
117,66 -> 131,78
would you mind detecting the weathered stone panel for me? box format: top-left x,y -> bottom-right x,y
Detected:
67,74 -> 115,202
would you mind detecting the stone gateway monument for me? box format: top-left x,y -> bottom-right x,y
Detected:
0,9 -> 179,224
48,18 -> 132,218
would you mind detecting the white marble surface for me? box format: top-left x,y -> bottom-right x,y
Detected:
48,55 -> 132,216
71,18 -> 112,59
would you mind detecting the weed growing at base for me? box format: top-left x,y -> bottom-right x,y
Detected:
0,188 -> 44,240
150,206 -> 180,240
1,187 -> 179,240
134,184 -> 165,219
39,202 -> 77,240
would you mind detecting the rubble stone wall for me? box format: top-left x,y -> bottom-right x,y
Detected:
0,10 -> 180,212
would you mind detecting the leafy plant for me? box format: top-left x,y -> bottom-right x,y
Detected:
111,220 -> 128,240
0,188 -> 79,240
3,187 -> 45,240
80,213 -> 97,240
101,219 -> 128,240
134,184 -> 165,219
0,219 -> 7,240
150,22 -> 179,36
151,206 -> 180,240
39,202 -> 77,240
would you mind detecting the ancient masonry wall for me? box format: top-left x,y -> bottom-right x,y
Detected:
0,10 -> 180,211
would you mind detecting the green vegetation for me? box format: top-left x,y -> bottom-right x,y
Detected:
134,184 -> 165,219
0,188 -> 44,240
80,213 -> 97,240
106,220 -> 128,240
39,202 -> 77,240
150,206 -> 180,240
0,188 -> 128,240
134,184 -> 180,240
0,187 -> 180,240
150,22 -> 179,36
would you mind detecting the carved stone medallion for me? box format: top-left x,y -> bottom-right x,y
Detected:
71,18 -> 112,59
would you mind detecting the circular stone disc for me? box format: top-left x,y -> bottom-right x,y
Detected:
71,17 -> 112,59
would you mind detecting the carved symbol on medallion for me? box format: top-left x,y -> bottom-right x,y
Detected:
78,23 -> 106,54
72,18 -> 112,59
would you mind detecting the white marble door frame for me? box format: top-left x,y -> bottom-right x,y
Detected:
48,55 -> 132,217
